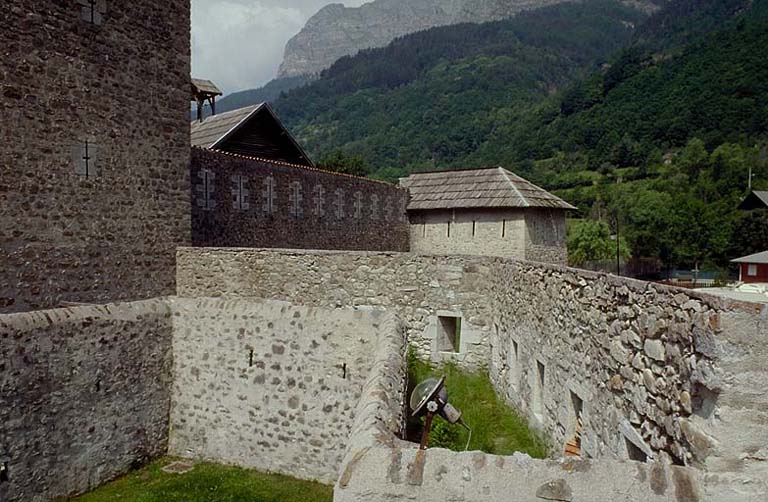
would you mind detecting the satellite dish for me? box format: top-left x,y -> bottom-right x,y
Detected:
409,376 -> 471,450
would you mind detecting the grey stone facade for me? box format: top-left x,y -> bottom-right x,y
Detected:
169,298 -> 403,483
0,0 -> 191,314
408,207 -> 567,263
0,300 -> 173,502
177,248 -> 768,500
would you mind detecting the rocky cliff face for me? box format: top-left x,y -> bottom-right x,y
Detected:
278,0 -> 661,77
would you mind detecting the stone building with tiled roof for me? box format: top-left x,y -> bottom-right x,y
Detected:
400,167 -> 575,263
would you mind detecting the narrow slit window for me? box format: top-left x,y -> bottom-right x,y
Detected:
533,360 -> 545,417
422,223 -> 426,238
565,391 -> 584,457
472,220 -> 476,237
447,221 -> 451,238
502,219 -> 506,238
508,339 -> 519,389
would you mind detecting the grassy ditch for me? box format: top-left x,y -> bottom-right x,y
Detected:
70,458 -> 333,502
406,353 -> 548,458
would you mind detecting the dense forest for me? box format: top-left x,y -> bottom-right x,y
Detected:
265,0 -> 768,275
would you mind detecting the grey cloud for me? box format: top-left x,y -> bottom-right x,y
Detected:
192,0 -> 367,94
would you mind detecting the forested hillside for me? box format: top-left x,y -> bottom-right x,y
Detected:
266,0 -> 768,274
274,0 -> 647,178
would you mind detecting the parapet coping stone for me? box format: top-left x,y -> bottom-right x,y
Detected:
0,297 -> 173,331
177,247 -> 768,315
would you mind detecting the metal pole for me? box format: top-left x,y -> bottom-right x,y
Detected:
616,217 -> 620,276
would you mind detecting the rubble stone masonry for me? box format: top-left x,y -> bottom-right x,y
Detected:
0,1 -> 191,313
191,148 -> 409,252
178,248 -> 768,500
0,300 -> 173,502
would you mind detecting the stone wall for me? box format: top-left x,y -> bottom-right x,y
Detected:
0,300 -> 173,502
0,1 -> 191,314
168,297 -> 405,483
334,294 -> 705,502
176,248 -> 495,370
487,262 -> 768,486
407,208 -> 567,264
408,208 -> 527,259
191,148 -> 409,252
177,248 -> 768,499
524,208 -> 568,264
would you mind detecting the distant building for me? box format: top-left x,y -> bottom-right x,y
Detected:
733,251 -> 768,283
191,103 -> 314,167
401,167 -> 575,263
738,190 -> 768,210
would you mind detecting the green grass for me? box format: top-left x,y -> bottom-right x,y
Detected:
69,458 -> 333,502
407,353 -> 548,458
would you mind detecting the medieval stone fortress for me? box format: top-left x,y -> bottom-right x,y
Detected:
1,2 -> 766,502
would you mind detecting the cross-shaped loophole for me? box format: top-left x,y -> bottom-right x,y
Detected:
82,139 -> 92,178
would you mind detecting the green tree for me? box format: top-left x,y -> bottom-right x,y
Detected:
567,219 -> 631,266
317,149 -> 370,177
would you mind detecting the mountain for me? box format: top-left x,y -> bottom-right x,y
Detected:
274,0 -> 648,176
270,0 -> 768,271
278,0 -> 662,78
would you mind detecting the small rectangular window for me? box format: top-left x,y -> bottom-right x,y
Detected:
747,264 -> 758,276
437,315 -> 461,353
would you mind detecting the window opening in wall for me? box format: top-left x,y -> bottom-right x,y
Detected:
626,438 -> 648,463
508,339 -> 519,389
565,391 -> 584,457
79,0 -> 106,25
447,221 -> 451,238
472,220 -> 476,237
248,349 -> 254,368
748,264 -> 758,276
422,223 -> 426,238
0,460 -> 8,482
502,219 -> 506,238
95,379 -> 101,392
437,315 -> 461,353
533,360 -> 545,418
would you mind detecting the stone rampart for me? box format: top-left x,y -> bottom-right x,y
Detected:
168,297 -> 405,483
177,248 -> 768,499
0,0 -> 191,314
191,149 -> 409,252
176,247 -> 495,369
0,300 -> 173,502
488,261 -> 768,499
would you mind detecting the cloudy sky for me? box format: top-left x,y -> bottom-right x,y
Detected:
192,0 -> 367,95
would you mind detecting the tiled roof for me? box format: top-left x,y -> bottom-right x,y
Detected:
401,167 -> 576,211
732,250 -> 768,264
190,104 -> 262,149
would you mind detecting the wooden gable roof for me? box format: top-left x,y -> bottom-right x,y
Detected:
190,104 -> 314,167
738,191 -> 768,210
401,166 -> 576,211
